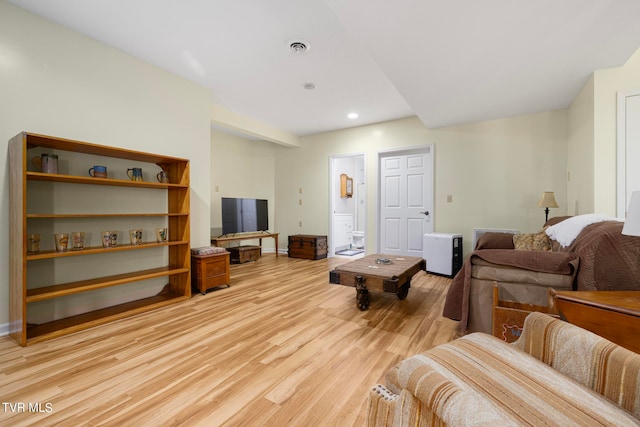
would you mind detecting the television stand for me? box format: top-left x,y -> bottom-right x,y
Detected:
211,232 -> 279,257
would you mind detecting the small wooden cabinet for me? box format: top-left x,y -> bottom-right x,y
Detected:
288,235 -> 328,260
9,132 -> 191,346
191,251 -> 230,294
340,174 -> 353,198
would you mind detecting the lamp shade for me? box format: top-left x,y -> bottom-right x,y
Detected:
622,191 -> 640,237
537,191 -> 559,208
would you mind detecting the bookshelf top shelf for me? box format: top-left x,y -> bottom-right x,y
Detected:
23,132 -> 188,164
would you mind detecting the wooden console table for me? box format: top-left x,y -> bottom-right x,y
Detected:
551,290 -> 640,354
211,232 -> 279,257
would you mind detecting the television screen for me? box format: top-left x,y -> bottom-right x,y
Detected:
221,198 -> 269,235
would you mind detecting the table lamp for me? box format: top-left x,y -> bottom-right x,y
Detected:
622,191 -> 640,237
537,191 -> 559,222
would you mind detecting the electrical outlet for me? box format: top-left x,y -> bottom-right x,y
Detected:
215,185 -> 219,192
446,194 -> 453,203
299,199 -> 303,205
299,221 -> 302,227
299,187 -> 303,194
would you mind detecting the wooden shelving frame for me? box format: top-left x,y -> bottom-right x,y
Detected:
9,132 -> 191,346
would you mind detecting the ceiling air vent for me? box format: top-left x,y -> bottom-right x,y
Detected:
288,39 -> 310,55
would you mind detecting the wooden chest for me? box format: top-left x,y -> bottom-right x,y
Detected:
288,235 -> 328,260
191,251 -> 230,294
228,245 -> 261,263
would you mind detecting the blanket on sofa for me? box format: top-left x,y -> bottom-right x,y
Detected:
443,220 -> 640,331
442,249 -> 579,328
555,220 -> 640,291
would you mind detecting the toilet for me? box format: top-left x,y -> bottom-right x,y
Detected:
352,231 -> 365,249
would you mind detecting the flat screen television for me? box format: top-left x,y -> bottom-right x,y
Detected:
221,197 -> 269,235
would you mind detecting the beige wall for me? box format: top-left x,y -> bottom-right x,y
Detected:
275,113 -> 568,257
566,47 -> 640,217
567,75 -> 595,215
210,130 -> 276,249
593,47 -> 640,215
0,3 -> 211,329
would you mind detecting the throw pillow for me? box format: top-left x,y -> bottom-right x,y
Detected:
513,233 -> 534,250
532,227 -> 552,251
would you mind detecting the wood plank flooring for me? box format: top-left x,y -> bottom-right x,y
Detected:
0,254 -> 459,427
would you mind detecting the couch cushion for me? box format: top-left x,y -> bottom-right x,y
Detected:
544,216 -> 572,227
475,232 -> 516,250
471,260 -> 575,288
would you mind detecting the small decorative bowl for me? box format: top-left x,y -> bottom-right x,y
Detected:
375,258 -> 392,265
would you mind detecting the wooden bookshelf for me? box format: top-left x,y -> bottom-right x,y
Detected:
9,132 -> 191,346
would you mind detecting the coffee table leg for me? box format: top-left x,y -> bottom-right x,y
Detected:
355,275 -> 370,310
397,281 -> 410,300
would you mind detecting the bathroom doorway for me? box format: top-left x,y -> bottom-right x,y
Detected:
329,153 -> 366,257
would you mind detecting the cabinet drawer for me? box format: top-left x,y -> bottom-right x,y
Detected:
205,259 -> 227,277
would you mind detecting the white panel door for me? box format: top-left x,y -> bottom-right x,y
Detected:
618,90 -> 640,217
625,94 -> 640,213
379,147 -> 433,256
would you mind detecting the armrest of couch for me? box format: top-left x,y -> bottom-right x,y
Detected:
512,312 -> 640,419
468,256 -> 576,334
368,328 -> 639,426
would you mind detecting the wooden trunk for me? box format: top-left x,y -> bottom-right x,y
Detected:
228,245 -> 261,263
288,235 -> 327,260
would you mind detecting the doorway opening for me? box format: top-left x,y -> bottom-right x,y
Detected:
329,153 -> 366,258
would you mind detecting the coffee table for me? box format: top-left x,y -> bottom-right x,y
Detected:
329,254 -> 426,310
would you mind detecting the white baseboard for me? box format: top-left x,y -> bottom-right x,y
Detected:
0,322 -> 9,337
262,248 -> 289,255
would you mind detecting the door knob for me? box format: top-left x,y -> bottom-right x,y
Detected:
419,211 -> 430,216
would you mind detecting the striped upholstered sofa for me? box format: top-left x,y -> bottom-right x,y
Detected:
367,312 -> 640,426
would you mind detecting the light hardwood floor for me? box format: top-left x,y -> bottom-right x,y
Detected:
0,254 -> 459,427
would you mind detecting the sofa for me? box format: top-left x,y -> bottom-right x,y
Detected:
443,215 -> 640,334
367,312 -> 640,426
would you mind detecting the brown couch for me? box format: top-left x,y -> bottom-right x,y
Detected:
443,216 -> 640,334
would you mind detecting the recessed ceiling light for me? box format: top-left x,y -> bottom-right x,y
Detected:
347,112 -> 359,119
303,82 -> 317,90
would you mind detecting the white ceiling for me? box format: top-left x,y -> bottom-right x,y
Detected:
10,0 -> 640,136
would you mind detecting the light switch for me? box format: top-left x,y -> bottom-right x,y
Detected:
447,194 -> 453,203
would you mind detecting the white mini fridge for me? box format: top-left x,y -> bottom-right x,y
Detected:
423,233 -> 463,278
